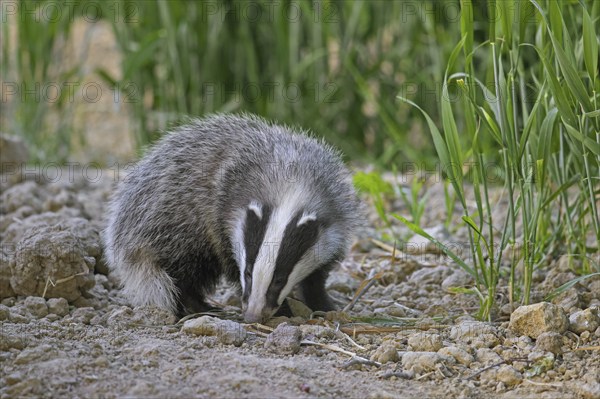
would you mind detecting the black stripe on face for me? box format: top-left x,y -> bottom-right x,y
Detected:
265,212 -> 320,308
242,204 -> 271,301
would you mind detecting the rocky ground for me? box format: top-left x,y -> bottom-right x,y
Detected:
1,145 -> 599,398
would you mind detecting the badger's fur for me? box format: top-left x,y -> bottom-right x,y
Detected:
103,114 -> 359,323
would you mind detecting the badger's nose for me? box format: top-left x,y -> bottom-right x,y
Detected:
243,310 -> 263,324
243,307 -> 275,324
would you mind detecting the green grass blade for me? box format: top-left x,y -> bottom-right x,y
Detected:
393,214 -> 475,277
546,29 -> 593,113
582,7 -> 598,82
545,272 -> 600,300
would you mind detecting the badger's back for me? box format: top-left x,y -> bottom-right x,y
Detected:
103,114 -> 359,316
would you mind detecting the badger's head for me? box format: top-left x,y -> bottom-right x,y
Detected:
230,193 -> 348,323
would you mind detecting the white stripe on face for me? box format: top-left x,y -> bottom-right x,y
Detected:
243,203 -> 292,320
232,214 -> 247,291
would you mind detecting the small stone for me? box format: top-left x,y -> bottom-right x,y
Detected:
509,302 -> 569,338
326,273 -> 359,294
1,297 -> 16,306
216,320 -> 247,346
0,304 -> 9,320
5,371 -> 24,385
181,316 -> 247,347
182,316 -> 222,336
441,270 -> 473,290
438,346 -> 474,366
476,348 -> 502,365
571,382 -> 600,399
264,322 -> 302,354
580,330 -> 591,343
401,352 -> 454,374
45,313 -> 60,322
106,306 -> 134,326
8,312 -> 29,323
554,291 -> 582,312
299,325 -> 335,340
23,296 -> 48,318
450,321 -> 499,348
496,365 -> 523,386
535,332 -> 564,355
47,297 -> 69,317
500,303 -> 516,316
479,369 -> 497,386
0,331 -> 26,350
530,350 -> 553,362
71,307 -> 96,324
408,333 -> 443,352
370,342 -> 399,364
408,265 -> 450,285
131,306 -> 177,326
14,344 -> 58,364
568,308 -> 600,334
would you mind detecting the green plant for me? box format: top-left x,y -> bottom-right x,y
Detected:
353,170 -> 394,238
2,0 -> 80,161
96,0 -> 461,163
398,0 -> 599,320
395,174 -> 428,227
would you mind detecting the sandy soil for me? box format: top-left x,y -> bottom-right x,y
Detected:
0,168 -> 599,399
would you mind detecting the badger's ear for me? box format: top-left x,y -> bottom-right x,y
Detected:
248,201 -> 263,219
297,212 -> 317,227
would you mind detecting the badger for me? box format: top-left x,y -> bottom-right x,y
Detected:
103,113 -> 360,323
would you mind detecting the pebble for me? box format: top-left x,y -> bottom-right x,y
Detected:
182,316 -> 247,347
264,322 -> 302,354
509,302 -> 569,338
441,270 -> 472,291
475,348 -> 502,365
1,297 -> 16,307
71,307 -> 96,324
47,297 -> 69,317
401,351 -> 454,374
106,306 -> 135,326
14,344 -> 58,365
299,325 -> 335,340
4,371 -> 24,385
568,308 -> 600,334
496,365 -> 523,386
572,382 -> 600,399
23,296 -> 48,318
534,332 -> 564,355
438,346 -> 474,366
0,331 -> 26,351
326,274 -> 358,294
479,369 -> 497,386
9,312 -> 29,323
0,304 -> 9,320
450,321 -> 499,348
370,342 -> 399,364
131,306 -> 177,326
408,265 -> 450,285
407,332 -> 443,352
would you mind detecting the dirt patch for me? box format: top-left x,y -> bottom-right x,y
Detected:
0,170 -> 598,399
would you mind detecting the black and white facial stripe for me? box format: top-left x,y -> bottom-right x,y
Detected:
239,199 -> 320,322
242,202 -> 271,303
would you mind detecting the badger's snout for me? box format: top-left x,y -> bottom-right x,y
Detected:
242,306 -> 276,324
